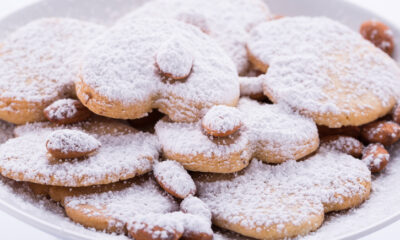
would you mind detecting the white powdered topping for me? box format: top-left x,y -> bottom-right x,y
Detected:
155,119 -> 249,158
202,105 -> 242,134
180,195 -> 212,220
156,37 -> 193,79
80,18 -> 239,121
65,178 -> 179,228
196,148 -> 371,231
0,18 -> 105,103
45,99 -> 79,120
239,75 -> 264,96
46,129 -> 101,154
153,160 -> 196,198
247,17 -> 400,116
121,0 -> 271,74
0,122 -> 159,186
238,98 -> 318,160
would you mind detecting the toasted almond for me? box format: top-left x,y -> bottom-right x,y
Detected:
46,129 -> 101,159
44,99 -> 92,124
392,103 -> 400,124
320,135 -> 364,158
362,143 -> 390,173
202,105 -> 242,137
360,20 -> 394,56
361,120 -> 400,146
154,160 -> 196,199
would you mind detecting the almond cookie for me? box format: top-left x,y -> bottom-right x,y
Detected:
51,176 -> 179,233
247,17 -> 400,128
155,98 -> 319,173
0,118 -> 159,187
195,148 -> 371,239
122,0 -> 271,74
77,18 -> 239,122
0,18 -> 104,124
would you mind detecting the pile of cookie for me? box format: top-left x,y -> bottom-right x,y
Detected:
0,0 -> 399,239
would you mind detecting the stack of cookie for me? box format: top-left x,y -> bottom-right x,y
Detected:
0,0 -> 398,239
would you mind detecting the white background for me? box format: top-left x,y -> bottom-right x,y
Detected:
0,0 -> 400,239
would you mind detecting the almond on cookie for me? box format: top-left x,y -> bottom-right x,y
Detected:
201,105 -> 242,137
46,129 -> 101,159
153,160 -> 196,199
361,120 -> 400,146
44,99 -> 92,124
362,143 -> 390,173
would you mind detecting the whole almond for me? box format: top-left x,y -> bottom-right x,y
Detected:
46,129 -> 101,159
321,135 -> 364,158
44,99 -> 92,124
361,120 -> 400,146
362,143 -> 389,173
360,20 -> 394,56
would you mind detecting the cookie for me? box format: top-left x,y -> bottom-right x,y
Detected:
77,18 -> 239,122
51,175 -> 179,233
155,98 -> 319,172
247,17 -> 400,128
195,148 -> 371,239
0,18 -> 104,124
122,0 -> 271,74
0,118 -> 159,187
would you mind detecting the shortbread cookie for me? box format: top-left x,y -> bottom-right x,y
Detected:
0,118 -> 159,186
52,176 -> 179,233
77,18 -> 239,122
195,148 -> 371,239
155,98 -> 319,172
0,18 -> 104,124
247,17 -> 400,128
122,0 -> 271,74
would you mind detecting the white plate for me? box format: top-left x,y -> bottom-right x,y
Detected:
1,0 -> 400,239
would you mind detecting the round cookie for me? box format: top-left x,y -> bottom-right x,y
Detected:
0,118 -> 159,187
51,176 -> 179,233
77,18 -> 239,122
195,148 -> 371,239
247,17 -> 400,128
121,0 -> 271,74
155,98 -> 319,173
0,18 -> 105,124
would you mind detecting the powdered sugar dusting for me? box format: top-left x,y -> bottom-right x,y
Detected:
196,148 -> 370,234
121,0 -> 271,74
0,18 -> 104,103
247,17 -> 400,125
180,196 -> 212,220
45,129 -> 101,157
45,99 -> 79,120
153,160 -> 196,198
